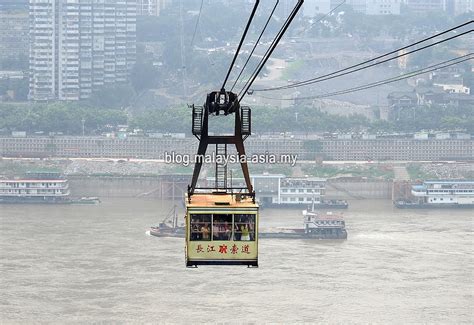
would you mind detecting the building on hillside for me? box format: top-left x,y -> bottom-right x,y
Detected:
432,74 -> 470,95
29,0 -> 137,101
137,0 -> 169,16
404,0 -> 447,12
365,0 -> 401,14
0,7 -> 29,64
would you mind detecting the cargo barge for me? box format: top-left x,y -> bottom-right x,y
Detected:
259,210 -> 347,240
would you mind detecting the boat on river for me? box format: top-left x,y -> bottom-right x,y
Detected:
149,206 -> 347,240
395,180 -> 474,209
0,172 -> 100,204
259,210 -> 347,240
149,205 -> 185,238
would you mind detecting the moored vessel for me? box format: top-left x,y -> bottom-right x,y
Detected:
0,172 -> 100,204
226,174 -> 349,209
395,180 -> 474,209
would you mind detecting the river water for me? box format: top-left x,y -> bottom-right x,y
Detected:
1,199 -> 472,323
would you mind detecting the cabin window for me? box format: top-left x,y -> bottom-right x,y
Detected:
234,214 -> 255,241
190,214 -> 255,242
212,214 -> 232,240
190,214 -> 212,241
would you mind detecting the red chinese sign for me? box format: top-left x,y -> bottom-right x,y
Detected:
218,244 -> 228,254
193,243 -> 252,255
195,244 -> 204,253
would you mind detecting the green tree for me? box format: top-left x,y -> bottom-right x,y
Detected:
87,84 -> 136,109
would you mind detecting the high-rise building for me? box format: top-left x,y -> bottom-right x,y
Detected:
404,0 -> 447,12
136,0 -> 168,16
0,8 -> 29,65
0,0 -> 28,11
347,0 -> 368,13
302,0 -> 400,16
452,0 -> 474,14
29,0 -> 137,101
303,0 -> 331,15
365,0 -> 401,14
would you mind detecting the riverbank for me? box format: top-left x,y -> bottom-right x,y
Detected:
65,175 -> 394,199
1,158 -> 472,199
1,158 -> 472,179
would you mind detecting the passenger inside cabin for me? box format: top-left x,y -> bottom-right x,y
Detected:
191,218 -> 200,240
235,214 -> 255,241
213,214 -> 232,240
213,217 -> 220,240
234,220 -> 241,241
224,222 -> 231,240
190,214 -> 211,241
201,223 -> 210,240
240,223 -> 250,241
233,215 -> 252,241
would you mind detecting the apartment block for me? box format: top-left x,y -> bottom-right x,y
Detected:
137,0 -> 169,16
0,1 -> 28,11
302,0 -> 400,15
404,0 -> 447,12
365,0 -> 401,14
29,0 -> 136,101
0,10 -> 29,64
451,0 -> 474,15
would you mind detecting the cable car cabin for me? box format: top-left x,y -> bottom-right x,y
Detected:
185,193 -> 259,267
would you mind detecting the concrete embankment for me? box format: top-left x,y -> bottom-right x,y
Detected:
69,176 -> 393,199
68,176 -> 186,198
326,180 -> 392,200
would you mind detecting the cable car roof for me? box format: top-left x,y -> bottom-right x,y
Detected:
186,193 -> 258,208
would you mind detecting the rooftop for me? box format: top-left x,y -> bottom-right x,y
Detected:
424,180 -> 474,184
0,179 -> 68,183
186,193 -> 258,209
387,91 -> 417,100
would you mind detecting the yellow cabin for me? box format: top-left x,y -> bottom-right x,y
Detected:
185,193 -> 259,267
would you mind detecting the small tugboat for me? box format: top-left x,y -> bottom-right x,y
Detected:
149,205 -> 185,238
302,210 -> 347,239
259,197 -> 347,239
